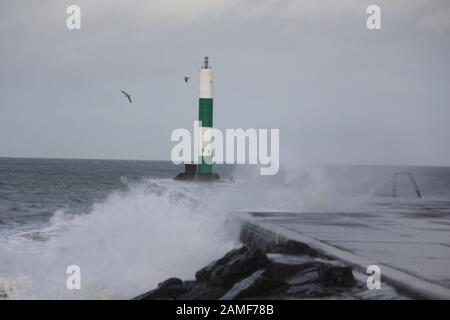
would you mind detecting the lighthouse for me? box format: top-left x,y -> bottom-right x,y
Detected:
174,57 -> 219,181
198,57 -> 213,175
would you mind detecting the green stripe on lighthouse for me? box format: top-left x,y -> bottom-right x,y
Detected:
199,98 -> 213,127
198,98 -> 213,173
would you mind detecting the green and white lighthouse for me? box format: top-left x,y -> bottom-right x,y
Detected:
198,57 -> 214,175
174,57 -> 219,181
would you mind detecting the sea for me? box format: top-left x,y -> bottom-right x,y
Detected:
1,157 -> 449,299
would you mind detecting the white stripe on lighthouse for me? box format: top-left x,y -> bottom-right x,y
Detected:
199,68 -> 213,99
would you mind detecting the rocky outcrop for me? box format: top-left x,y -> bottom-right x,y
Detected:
134,242 -> 360,300
195,246 -> 269,289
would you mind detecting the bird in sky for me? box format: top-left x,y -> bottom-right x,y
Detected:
121,90 -> 132,103
184,76 -> 190,83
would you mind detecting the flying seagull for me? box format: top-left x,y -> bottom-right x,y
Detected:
184,76 -> 190,83
121,90 -> 132,103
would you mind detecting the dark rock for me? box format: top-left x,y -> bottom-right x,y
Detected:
134,278 -> 190,300
286,283 -> 334,298
158,277 -> 183,287
285,269 -> 320,286
195,246 -> 269,289
195,246 -> 248,282
266,254 -> 354,288
264,253 -> 317,281
221,269 -> 283,300
318,261 -> 355,287
178,282 -> 226,300
133,243 -> 358,300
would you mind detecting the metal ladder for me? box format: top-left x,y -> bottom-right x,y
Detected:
392,172 -> 422,198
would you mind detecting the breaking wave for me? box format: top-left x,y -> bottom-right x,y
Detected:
0,178 -> 239,299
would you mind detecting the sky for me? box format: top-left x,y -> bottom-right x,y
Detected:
0,0 -> 449,166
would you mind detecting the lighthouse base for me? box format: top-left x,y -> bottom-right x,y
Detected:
194,172 -> 220,181
173,164 -> 219,181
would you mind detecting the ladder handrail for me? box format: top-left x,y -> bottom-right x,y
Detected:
392,172 -> 422,198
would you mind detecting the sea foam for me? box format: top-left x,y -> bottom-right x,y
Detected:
0,178 -> 239,299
